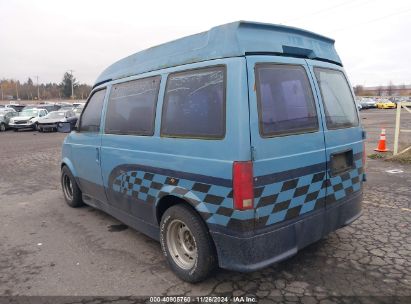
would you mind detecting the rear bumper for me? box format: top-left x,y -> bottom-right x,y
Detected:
211,190 -> 362,272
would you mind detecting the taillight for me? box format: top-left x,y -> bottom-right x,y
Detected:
233,161 -> 254,210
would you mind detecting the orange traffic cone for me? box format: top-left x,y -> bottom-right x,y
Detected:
374,128 -> 389,152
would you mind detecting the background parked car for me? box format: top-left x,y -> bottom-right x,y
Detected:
9,108 -> 48,131
0,108 -> 17,114
0,110 -> 19,132
360,98 -> 377,109
38,109 -> 77,132
5,104 -> 26,112
73,102 -> 85,108
73,104 -> 84,118
376,100 -> 396,109
58,106 -> 75,112
55,102 -> 73,108
23,104 -> 61,113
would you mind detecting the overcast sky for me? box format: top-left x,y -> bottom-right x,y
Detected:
1,0 -> 410,86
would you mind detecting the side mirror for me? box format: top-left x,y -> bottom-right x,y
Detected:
57,122 -> 77,133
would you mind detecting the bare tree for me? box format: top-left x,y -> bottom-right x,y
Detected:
387,81 -> 396,96
353,85 -> 364,96
399,84 -> 407,96
0,77 -> 92,100
377,85 -> 384,96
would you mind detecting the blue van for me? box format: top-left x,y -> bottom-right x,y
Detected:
60,21 -> 365,282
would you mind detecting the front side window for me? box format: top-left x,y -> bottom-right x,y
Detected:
255,64 -> 319,137
161,66 -> 226,139
80,89 -> 106,132
314,68 -> 359,129
105,76 -> 160,135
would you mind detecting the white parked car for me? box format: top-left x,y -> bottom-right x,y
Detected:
9,108 -> 48,131
72,102 -> 85,108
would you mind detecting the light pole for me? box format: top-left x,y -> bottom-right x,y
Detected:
69,70 -> 74,99
35,76 -> 40,100
15,81 -> 19,101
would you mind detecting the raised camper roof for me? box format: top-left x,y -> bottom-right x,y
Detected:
95,21 -> 341,86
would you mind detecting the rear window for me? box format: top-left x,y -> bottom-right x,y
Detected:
255,64 -> 319,137
314,68 -> 359,129
161,66 -> 226,139
105,76 -> 160,136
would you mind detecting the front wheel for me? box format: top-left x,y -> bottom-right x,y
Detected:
0,123 -> 5,132
160,204 -> 217,283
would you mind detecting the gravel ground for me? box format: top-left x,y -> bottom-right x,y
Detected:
0,110 -> 410,303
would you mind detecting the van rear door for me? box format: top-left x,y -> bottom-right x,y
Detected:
246,55 -> 327,234
306,60 -> 364,220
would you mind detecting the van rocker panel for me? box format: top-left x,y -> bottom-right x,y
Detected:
211,190 -> 362,272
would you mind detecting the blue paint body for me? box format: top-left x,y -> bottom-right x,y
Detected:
61,21 -> 364,272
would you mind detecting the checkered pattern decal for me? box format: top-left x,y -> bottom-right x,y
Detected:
326,158 -> 363,204
111,169 -> 238,227
109,155 -> 363,231
254,154 -> 364,228
254,171 -> 327,228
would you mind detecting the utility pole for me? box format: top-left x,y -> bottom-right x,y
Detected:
0,83 -> 3,100
35,75 -> 40,100
69,69 -> 74,99
15,81 -> 19,101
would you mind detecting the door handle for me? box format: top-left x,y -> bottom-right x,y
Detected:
96,148 -> 100,164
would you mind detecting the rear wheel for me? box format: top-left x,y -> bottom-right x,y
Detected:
61,166 -> 84,208
160,204 -> 217,283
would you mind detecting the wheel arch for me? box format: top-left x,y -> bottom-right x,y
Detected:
155,194 -> 209,225
61,157 -> 78,178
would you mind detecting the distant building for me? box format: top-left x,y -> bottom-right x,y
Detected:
356,84 -> 411,96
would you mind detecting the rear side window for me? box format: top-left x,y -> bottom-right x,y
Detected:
255,64 -> 318,137
105,76 -> 160,135
80,89 -> 106,132
314,68 -> 359,129
161,66 -> 226,139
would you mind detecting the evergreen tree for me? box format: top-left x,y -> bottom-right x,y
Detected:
61,72 -> 78,98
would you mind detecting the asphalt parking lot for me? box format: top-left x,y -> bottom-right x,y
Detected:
361,108 -> 411,155
0,109 -> 410,302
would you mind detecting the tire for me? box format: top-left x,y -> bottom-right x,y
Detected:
61,166 -> 84,208
0,123 -> 5,132
160,204 -> 217,283
38,127 -> 43,132
34,123 -> 39,131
